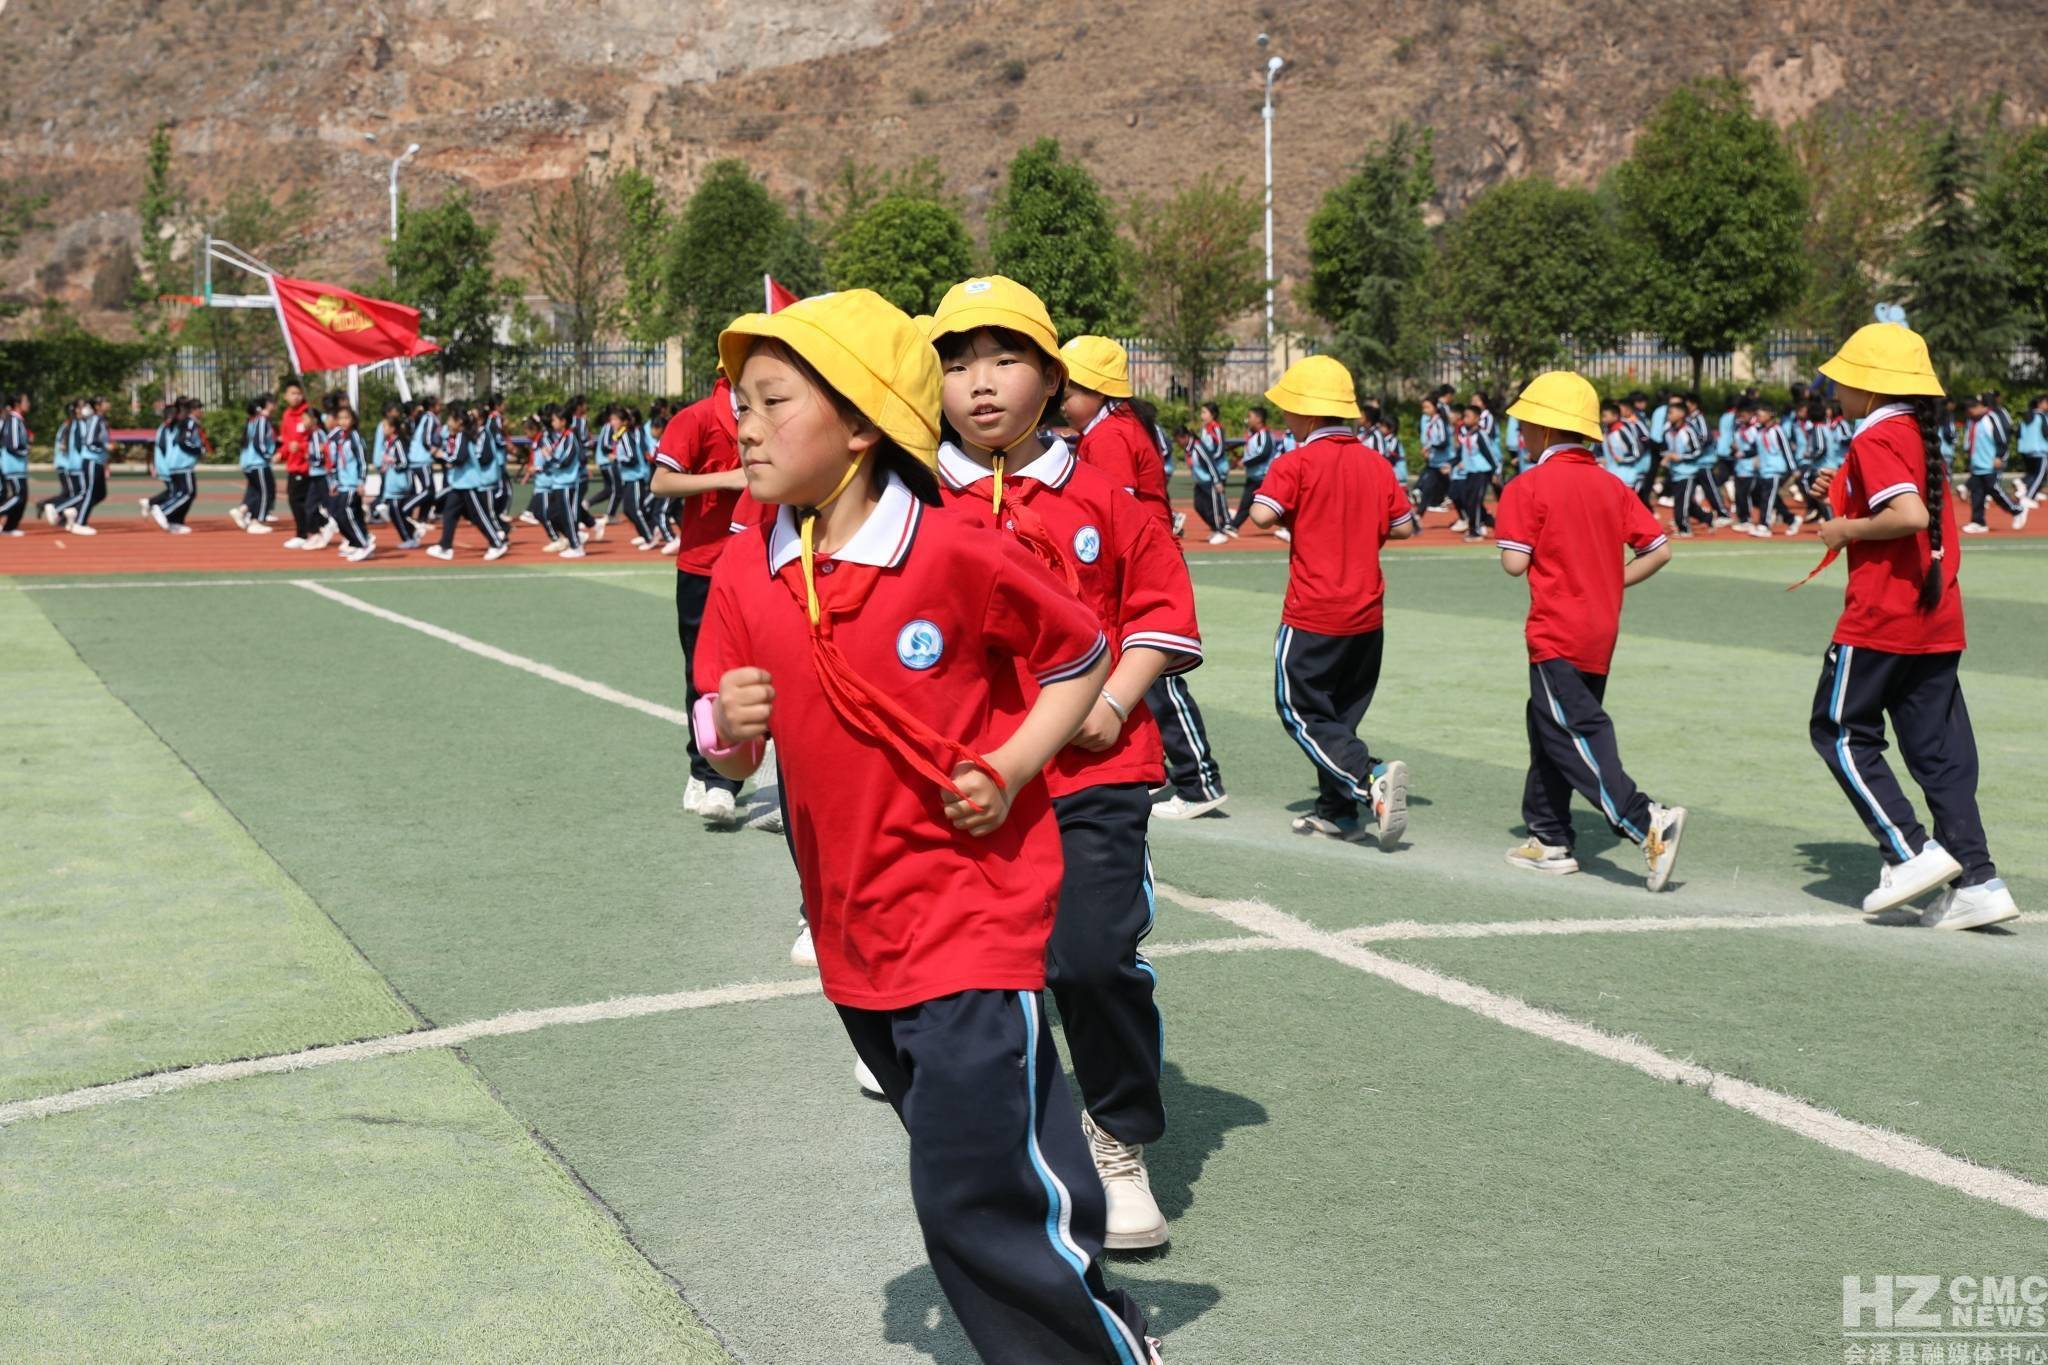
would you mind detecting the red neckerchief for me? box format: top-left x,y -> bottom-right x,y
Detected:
961,471 -> 1081,594
770,528 -> 1006,807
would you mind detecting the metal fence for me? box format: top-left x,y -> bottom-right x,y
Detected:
1119,339 -> 1276,402
136,341 -> 690,406
1424,332 -> 1839,391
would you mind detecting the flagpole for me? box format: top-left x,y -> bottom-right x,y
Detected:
764,273 -> 773,312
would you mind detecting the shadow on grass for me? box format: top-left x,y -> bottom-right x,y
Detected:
883,1262 -> 1221,1365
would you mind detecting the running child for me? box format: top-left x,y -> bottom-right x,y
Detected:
231,394 -> 279,534
145,397 -> 202,534
928,275 -> 1202,1253
404,395 -> 441,531
1754,398 -> 1803,535
36,399 -> 79,528
1962,393 -> 2029,534
1416,394 -> 1455,521
426,405 -> 510,562
1246,355 -> 1416,847
2017,393 -> 2047,508
376,405 -> 419,547
327,404 -> 374,560
1228,404 -> 1277,534
651,374 -> 751,827
536,406 -> 587,559
1797,322 -> 2019,929
1493,371 -> 1687,888
607,405 -> 661,548
694,288 -> 1158,1364
0,393 -> 28,535
1061,335 -> 1229,820
1451,400 -> 1496,541
1188,401 -> 1231,543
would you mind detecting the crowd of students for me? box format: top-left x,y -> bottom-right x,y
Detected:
652,279 -> 2022,1364
0,282 -> 2033,1365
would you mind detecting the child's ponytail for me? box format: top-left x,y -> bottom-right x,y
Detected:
1912,395 -> 1947,611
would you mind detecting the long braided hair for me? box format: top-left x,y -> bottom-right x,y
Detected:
1910,395 -> 1948,611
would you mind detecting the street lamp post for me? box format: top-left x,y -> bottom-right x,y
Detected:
1258,38 -> 1284,351
364,134 -> 421,282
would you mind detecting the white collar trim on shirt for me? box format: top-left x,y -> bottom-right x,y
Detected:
1082,405 -> 1113,436
936,436 -> 1074,491
1535,442 -> 1591,466
1303,424 -> 1352,445
1854,402 -> 1915,436
768,469 -> 921,573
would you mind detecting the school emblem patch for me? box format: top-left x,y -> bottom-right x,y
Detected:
896,619 -> 945,671
1073,525 -> 1102,564
964,279 -> 993,294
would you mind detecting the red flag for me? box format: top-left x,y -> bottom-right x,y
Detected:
269,274 -> 440,375
764,274 -> 799,313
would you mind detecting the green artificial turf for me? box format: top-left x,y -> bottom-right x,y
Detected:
0,1048 -> 734,1364
0,587 -> 415,1102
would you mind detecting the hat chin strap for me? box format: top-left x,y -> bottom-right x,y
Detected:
798,454 -> 868,625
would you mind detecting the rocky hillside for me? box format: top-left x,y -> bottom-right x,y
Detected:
5,0 -> 2044,334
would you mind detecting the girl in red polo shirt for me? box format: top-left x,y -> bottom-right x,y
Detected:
1800,324 -> 2019,930
1247,355 -> 1416,847
694,291 -> 1159,1365
1062,335 -> 1230,822
927,276 -> 1202,1254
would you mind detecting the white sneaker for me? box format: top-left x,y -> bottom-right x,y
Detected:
1369,760 -> 1409,850
149,504 -> 169,530
1962,523 -> 1989,534
855,1056 -> 886,1097
1291,813 -> 1368,842
425,545 -> 455,561
682,777 -> 706,814
137,497 -> 151,517
1082,1111 -> 1167,1250
483,544 -> 509,561
1644,802 -> 1686,892
699,785 -> 738,828
229,505 -> 249,529
748,796 -> 786,834
1919,879 -> 2020,931
1206,531 -> 1227,545
1152,792 -> 1227,821
589,519 -> 607,541
282,537 -> 306,549
661,539 -> 681,555
1711,515 -> 1732,529
42,503 -> 60,526
541,539 -> 565,554
1787,515 -> 1805,535
1506,838 -> 1579,875
518,510 -> 539,525
790,922 -> 817,967
246,520 -> 273,534
309,530 -> 333,550
1223,525 -> 1240,539
1170,511 -> 1186,538
559,546 -> 586,559
1273,527 -> 1291,542
2014,506 -> 2030,531
1450,517 -> 1467,533
69,523 -> 96,536
1862,841 -> 1963,914
167,523 -> 191,535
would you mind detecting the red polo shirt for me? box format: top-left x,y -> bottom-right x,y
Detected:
279,403 -> 313,475
656,378 -> 742,576
935,438 -> 1201,797
695,475 -> 1108,1011
1832,405 -> 1965,654
1252,427 -> 1414,636
1075,403 -> 1173,535
1494,444 -> 1669,675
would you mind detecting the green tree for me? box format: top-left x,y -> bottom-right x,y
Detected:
1896,121 -> 2022,388
1429,177 -> 1630,394
815,156 -> 953,252
988,138 -> 1132,337
666,160 -> 818,387
130,123 -> 182,375
388,190 -> 516,385
611,166 -> 675,343
1301,123 -> 1436,393
1787,108 -> 1930,345
1615,78 -> 1808,391
1984,126 -> 2048,377
1126,173 -> 1264,402
180,183 -> 317,404
827,193 -> 976,316
520,167 -> 623,383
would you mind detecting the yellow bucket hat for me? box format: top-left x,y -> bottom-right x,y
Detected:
1265,355 -> 1361,422
928,277 -> 1063,369
1819,322 -> 1945,398
1060,335 -> 1133,399
1506,370 -> 1603,443
718,289 -> 942,467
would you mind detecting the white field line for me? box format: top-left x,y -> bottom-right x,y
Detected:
1337,909 -> 1861,943
294,579 -> 690,725
12,567 -> 669,591
0,935 -> 1278,1129
1153,882 -> 2048,1224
